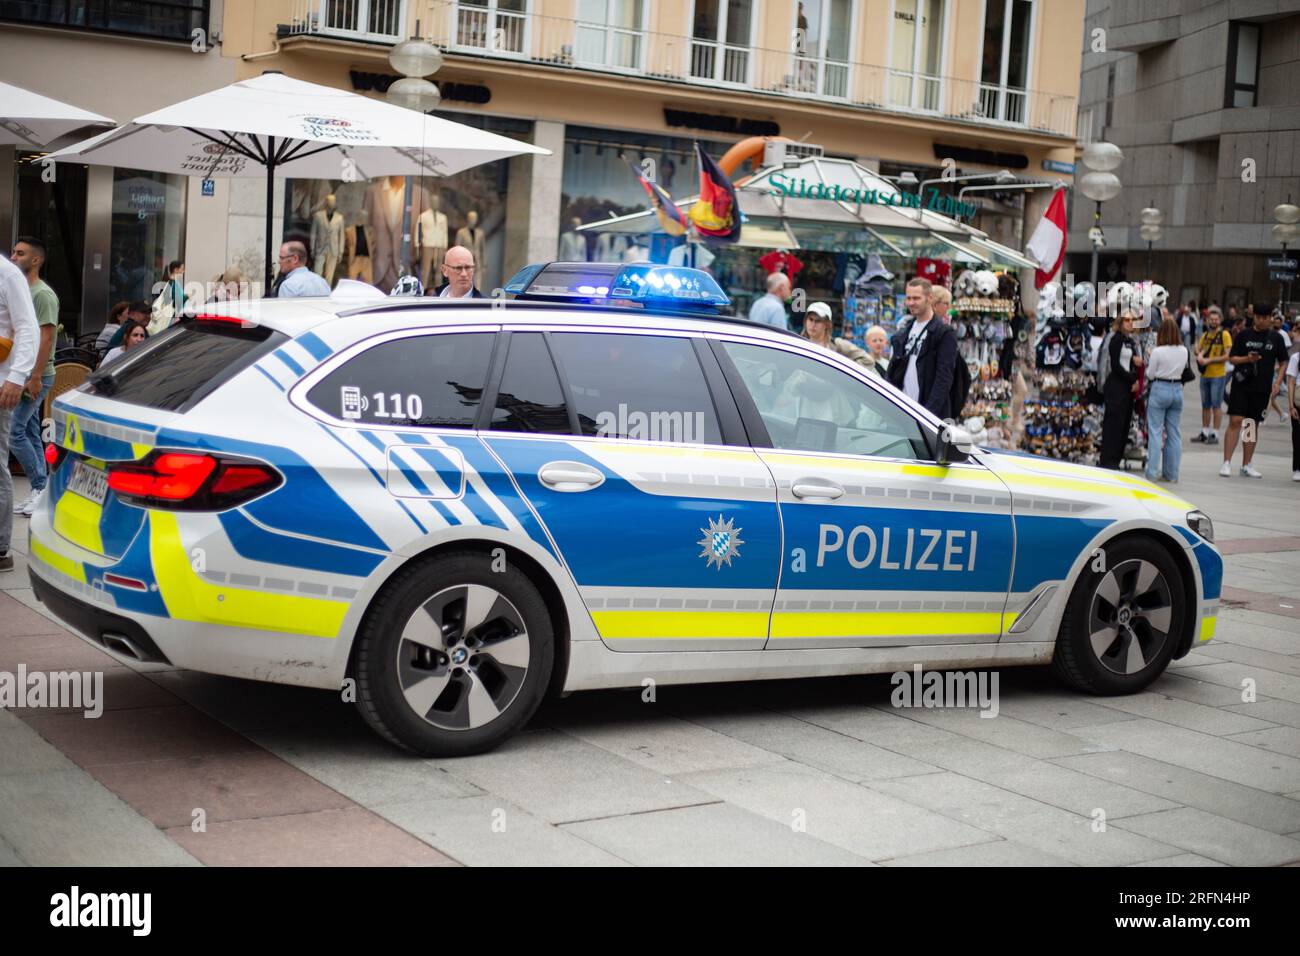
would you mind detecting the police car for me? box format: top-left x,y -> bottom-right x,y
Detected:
28,262 -> 1223,756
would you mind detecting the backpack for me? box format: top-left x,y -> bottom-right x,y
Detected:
950,352 -> 973,420
1096,330 -> 1114,390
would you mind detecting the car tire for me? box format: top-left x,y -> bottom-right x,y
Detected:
354,551 -> 554,756
1050,537 -> 1186,695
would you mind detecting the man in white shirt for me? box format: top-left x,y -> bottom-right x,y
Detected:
886,276 -> 960,419
274,240 -> 331,298
0,254 -> 40,571
436,246 -> 484,299
749,272 -> 791,330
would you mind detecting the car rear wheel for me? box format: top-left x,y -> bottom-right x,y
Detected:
1051,538 -> 1186,695
354,552 -> 554,756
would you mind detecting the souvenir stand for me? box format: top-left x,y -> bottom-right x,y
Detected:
576,155 -> 1038,356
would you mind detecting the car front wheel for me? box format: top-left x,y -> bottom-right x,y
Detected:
354,552 -> 554,756
1051,537 -> 1186,695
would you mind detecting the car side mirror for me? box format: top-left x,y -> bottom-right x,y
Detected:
935,423 -> 974,466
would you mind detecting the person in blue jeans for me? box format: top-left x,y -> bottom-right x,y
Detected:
9,237 -> 59,516
1145,316 -> 1191,483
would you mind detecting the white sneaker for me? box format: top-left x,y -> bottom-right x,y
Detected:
19,489 -> 42,516
1241,464 -> 1263,479
1219,461 -> 1232,477
1292,471 -> 1300,482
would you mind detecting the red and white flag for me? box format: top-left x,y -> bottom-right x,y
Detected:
1025,187 -> 1067,289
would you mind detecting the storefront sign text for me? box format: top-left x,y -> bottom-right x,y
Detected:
663,109 -> 779,137
768,173 -> 978,220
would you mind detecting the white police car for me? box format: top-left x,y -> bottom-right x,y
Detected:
29,262 -> 1223,755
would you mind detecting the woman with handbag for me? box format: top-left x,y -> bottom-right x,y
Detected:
1144,316 -> 1195,483
1100,310 -> 1143,469
149,260 -> 184,334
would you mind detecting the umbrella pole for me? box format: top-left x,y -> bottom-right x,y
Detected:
264,136 -> 277,292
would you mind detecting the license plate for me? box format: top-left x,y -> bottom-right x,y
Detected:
67,459 -> 108,505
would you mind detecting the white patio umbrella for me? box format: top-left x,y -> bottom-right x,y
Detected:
47,72 -> 549,286
0,80 -> 113,147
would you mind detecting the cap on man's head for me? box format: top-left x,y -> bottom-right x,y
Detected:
806,302 -> 833,321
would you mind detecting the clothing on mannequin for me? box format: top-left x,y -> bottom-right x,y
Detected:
417,194 -> 449,289
344,222 -> 374,285
454,210 -> 486,284
364,175 -> 431,291
311,194 -> 346,285
594,233 -> 630,263
558,216 -> 588,261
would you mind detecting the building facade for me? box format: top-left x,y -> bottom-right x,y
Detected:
1069,0 -> 1300,312
2,0 -> 1083,332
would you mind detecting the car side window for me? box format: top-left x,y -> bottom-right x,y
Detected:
721,341 -> 929,459
548,332 -> 722,445
306,331 -> 494,428
491,333 -> 572,434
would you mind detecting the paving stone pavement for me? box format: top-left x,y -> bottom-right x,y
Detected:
1,399 -> 1299,866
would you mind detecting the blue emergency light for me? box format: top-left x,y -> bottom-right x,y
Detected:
504,261 -> 730,312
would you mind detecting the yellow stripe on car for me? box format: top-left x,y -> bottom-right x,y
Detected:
53,491 -> 105,555
1200,616 -> 1217,642
149,512 -> 348,639
30,538 -> 86,583
771,611 -> 1006,639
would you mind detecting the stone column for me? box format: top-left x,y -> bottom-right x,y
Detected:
504,120 -> 565,284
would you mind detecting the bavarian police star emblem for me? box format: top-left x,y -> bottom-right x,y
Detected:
698,515 -> 744,570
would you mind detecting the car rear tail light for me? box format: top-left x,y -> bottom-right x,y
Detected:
107,450 -> 281,511
45,443 -> 67,473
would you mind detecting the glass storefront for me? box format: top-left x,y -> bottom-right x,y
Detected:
109,168 -> 185,308
559,126 -> 748,263
12,153 -> 87,332
284,114 -> 531,294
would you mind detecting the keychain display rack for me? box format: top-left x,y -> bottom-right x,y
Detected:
1025,368 -> 1103,465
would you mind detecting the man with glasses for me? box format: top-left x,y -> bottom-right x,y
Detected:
274,239 -> 330,298
436,245 -> 483,299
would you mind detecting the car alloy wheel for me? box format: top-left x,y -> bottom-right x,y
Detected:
398,584 -> 531,731
354,551 -> 553,756
1086,558 -> 1174,676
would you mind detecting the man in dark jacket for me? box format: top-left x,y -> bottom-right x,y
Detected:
887,276 -> 959,420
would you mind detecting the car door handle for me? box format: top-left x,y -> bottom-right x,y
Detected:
791,479 -> 844,500
538,461 -> 605,491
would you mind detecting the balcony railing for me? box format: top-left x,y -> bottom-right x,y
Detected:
285,1 -> 1077,137
287,0 -> 406,43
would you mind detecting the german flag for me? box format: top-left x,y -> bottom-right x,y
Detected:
688,142 -> 741,243
625,156 -> 688,237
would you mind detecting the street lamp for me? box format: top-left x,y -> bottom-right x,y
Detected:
386,31 -> 444,281
1271,198 -> 1300,309
1139,205 -> 1162,278
1079,141 -> 1124,290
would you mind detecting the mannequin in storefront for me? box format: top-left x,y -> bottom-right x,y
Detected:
311,194 -> 346,285
454,211 -> 486,281
364,175 -> 431,291
417,193 -> 449,290
594,232 -> 631,263
558,217 -> 587,261
344,219 -> 374,285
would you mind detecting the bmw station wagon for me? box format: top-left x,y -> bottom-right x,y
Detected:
28,262 -> 1223,755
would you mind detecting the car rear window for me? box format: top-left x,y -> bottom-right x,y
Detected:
84,321 -> 286,412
